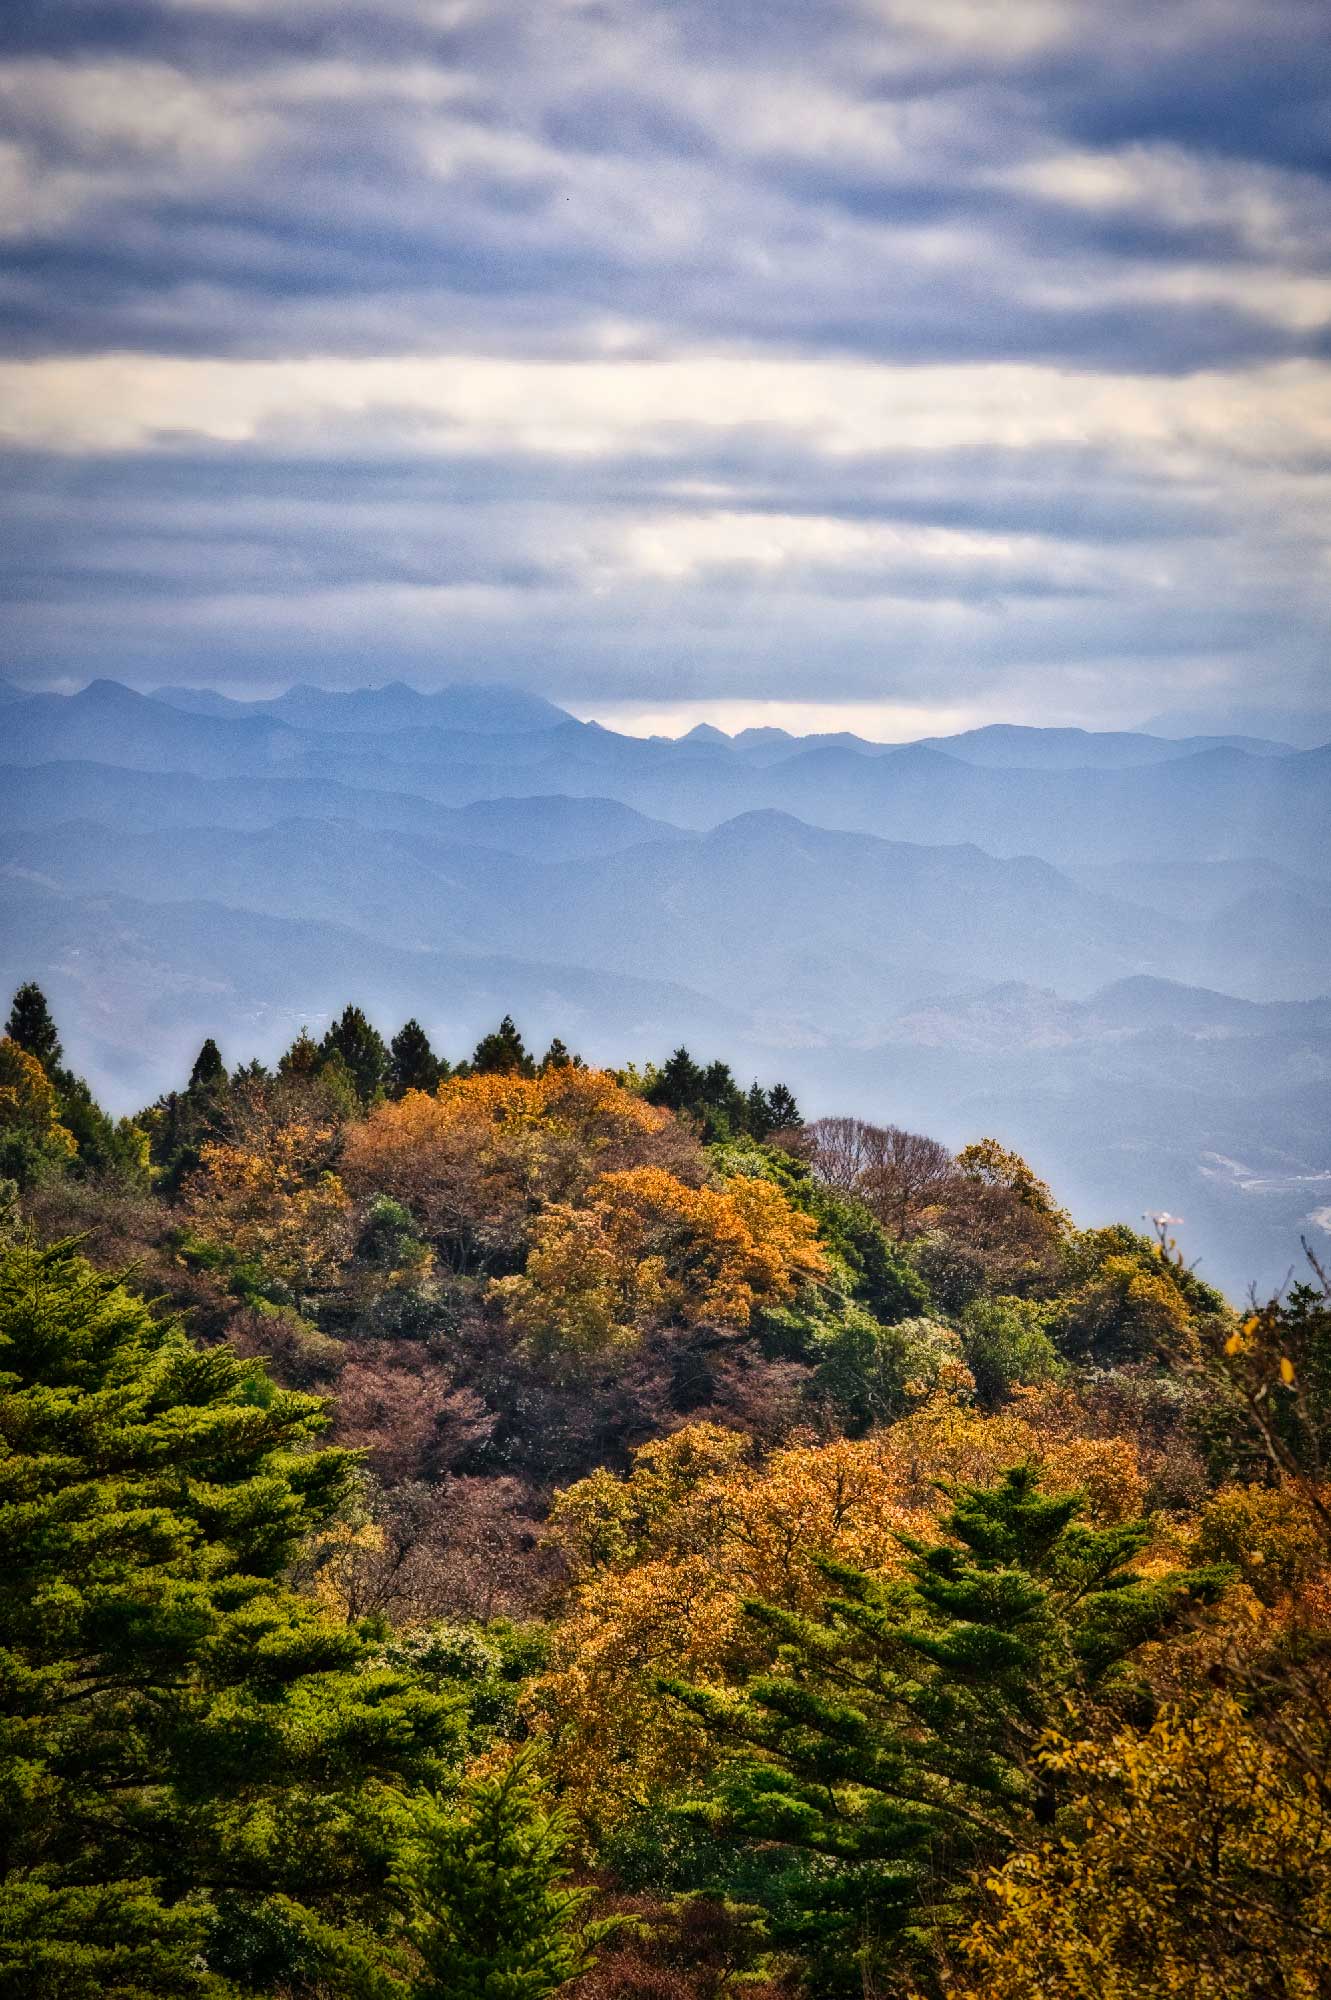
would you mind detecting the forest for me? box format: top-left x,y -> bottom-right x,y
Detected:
2,981 -> 1329,1999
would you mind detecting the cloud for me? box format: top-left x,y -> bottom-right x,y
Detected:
0,0 -> 1328,724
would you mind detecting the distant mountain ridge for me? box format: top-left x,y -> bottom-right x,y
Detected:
3,674 -> 1327,1293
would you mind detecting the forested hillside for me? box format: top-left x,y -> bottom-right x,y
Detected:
4,980 -> 1329,1997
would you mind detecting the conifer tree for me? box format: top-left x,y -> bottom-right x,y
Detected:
540,1036 -> 574,1072
471,1015 -> 535,1077
667,1465 -> 1227,1990
765,1082 -> 801,1131
0,1241 -> 461,1996
744,1081 -> 773,1139
390,1753 -> 615,2000
189,1036 -> 228,1094
321,1005 -> 389,1107
389,1019 -> 444,1097
5,982 -> 63,1075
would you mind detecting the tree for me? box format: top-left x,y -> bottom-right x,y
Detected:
0,1241 -> 461,1998
951,1700 -> 1331,2000
390,1020 -> 444,1098
189,1037 -> 228,1094
492,1167 -> 827,1358
666,1466 -> 1226,1991
388,1753 -> 614,1999
0,1036 -> 78,1184
764,1083 -> 801,1133
805,1120 -> 953,1240
744,1083 -> 774,1141
321,1005 -> 389,1107
471,1015 -> 535,1078
540,1037 -> 575,1072
4,982 -> 62,1075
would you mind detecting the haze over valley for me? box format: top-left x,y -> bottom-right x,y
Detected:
3,673 -> 1327,1298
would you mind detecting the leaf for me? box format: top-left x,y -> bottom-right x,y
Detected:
1279,1357 -> 1295,1386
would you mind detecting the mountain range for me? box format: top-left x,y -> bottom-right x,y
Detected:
1,675 -> 1326,1296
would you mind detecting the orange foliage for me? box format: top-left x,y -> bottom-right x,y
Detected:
342,1067 -> 700,1269
182,1121 -> 352,1297
530,1402 -> 1157,1831
491,1166 -> 827,1355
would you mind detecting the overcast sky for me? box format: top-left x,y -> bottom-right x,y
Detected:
2,0 -> 1328,734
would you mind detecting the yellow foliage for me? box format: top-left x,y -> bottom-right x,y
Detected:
491,1166 -> 827,1355
183,1121 -> 352,1296
0,1037 -> 76,1156
947,1702 -> 1331,2000
530,1422 -> 930,1831
529,1404 -> 1157,1834
342,1067 -> 694,1266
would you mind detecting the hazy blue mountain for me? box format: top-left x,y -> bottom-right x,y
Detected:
0,764 -> 681,860
153,679 -> 571,734
1069,856 -> 1321,920
4,681 -> 301,774
0,874 -> 739,1108
1142,705 -> 1331,749
906,723 -> 1292,767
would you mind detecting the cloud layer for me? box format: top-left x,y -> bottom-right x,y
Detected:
2,0 -> 1328,726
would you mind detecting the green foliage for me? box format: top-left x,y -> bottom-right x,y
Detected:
666,1465 -> 1229,1991
648,1050 -> 799,1144
0,1240 -> 462,1997
814,1310 -> 972,1431
389,1021 -> 445,1098
471,1014 -> 536,1078
5,983 -> 63,1075
960,1295 -> 1063,1407
388,1753 -> 615,2000
322,1005 -> 390,1107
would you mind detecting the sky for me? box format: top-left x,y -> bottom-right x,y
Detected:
1,0 -> 1329,736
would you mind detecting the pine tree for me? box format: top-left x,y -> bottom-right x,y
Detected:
321,1005 -> 389,1107
389,1019 -> 444,1097
765,1082 -> 801,1130
540,1037 -> 574,1072
391,1753 -> 615,2000
666,1465 -> 1228,1991
279,1027 -> 323,1078
471,1015 -> 535,1077
744,1082 -> 774,1139
0,1241 -> 461,1996
189,1037 -> 228,1094
5,982 -> 63,1075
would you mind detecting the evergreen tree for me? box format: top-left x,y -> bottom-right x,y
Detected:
765,1082 -> 801,1130
648,1047 -> 705,1114
188,1037 -> 228,1093
667,1465 -> 1227,1991
390,1753 -> 615,2000
3,985 -> 148,1187
5,982 -> 62,1075
744,1082 -> 774,1140
321,1005 -> 389,1107
278,1027 -> 323,1079
0,1241 -> 461,1997
540,1037 -> 574,1072
389,1020 -> 444,1097
471,1015 -> 535,1078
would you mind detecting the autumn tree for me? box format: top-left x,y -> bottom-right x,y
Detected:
181,1112 -> 353,1309
806,1118 -> 954,1240
0,1035 -> 77,1183
342,1068 -> 700,1273
492,1166 -> 827,1358
949,1701 -> 1331,2000
667,1466 -> 1226,1992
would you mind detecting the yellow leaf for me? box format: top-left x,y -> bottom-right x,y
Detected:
1280,1356 -> 1295,1385
1224,1332 -> 1242,1356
